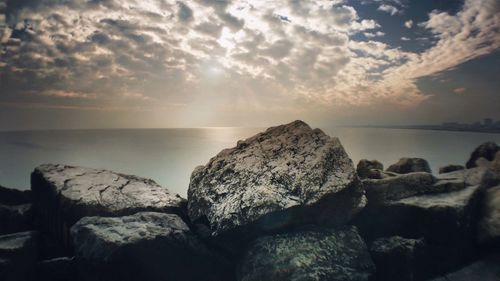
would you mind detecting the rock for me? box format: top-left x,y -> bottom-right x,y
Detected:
71,212 -> 231,281
37,257 -> 76,281
439,165 -> 465,174
466,142 -> 499,169
357,159 -> 384,179
477,185 -> 500,248
0,185 -> 31,205
237,225 -> 375,281
492,152 -> 500,174
436,166 -> 489,188
0,231 -> 38,281
370,236 -> 425,281
0,203 -> 33,235
427,255 -> 500,281
387,158 -> 432,174
188,121 -> 365,249
31,164 -> 186,250
363,172 -> 437,206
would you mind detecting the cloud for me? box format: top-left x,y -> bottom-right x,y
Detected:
453,87 -> 466,94
401,36 -> 410,41
377,4 -> 400,16
404,20 -> 413,28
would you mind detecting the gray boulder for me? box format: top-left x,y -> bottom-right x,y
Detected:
0,231 -> 38,281
31,164 -> 186,249
370,236 -> 425,281
188,121 -> 365,245
387,158 -> 432,174
439,165 -> 465,174
466,142 -> 499,169
71,212 -> 231,281
357,159 -> 384,179
0,203 -> 33,235
477,185 -> 500,247
237,225 -> 375,281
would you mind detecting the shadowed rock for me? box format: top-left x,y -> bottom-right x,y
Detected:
427,255 -> 500,281
0,231 -> 38,281
188,120 -> 365,250
387,158 -> 431,174
237,225 -> 375,281
477,185 -> 500,248
357,159 -> 384,179
0,203 -> 33,235
439,165 -> 465,174
71,212 -> 231,281
466,142 -> 499,169
0,185 -> 31,206
31,164 -> 186,250
37,256 -> 76,281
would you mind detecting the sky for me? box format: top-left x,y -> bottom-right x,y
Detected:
0,0 -> 499,130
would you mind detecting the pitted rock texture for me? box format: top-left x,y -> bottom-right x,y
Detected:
31,164 -> 186,249
188,120 -> 365,237
237,225 -> 375,281
387,158 -> 432,174
71,212 -> 231,281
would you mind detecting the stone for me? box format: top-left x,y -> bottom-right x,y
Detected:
31,164 -> 186,249
237,225 -> 375,281
466,142 -> 499,169
0,231 -> 38,281
0,203 -> 33,235
363,172 -> 437,206
0,185 -> 31,205
439,165 -> 465,174
188,121 -> 365,247
357,159 -> 384,179
370,236 -> 425,281
477,185 -> 500,247
427,255 -> 500,281
37,257 -> 76,281
71,212 -> 231,281
387,158 -> 432,174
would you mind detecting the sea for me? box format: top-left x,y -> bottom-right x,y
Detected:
1,127 -> 499,197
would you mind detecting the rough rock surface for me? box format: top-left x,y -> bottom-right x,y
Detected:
428,255 -> 500,281
237,225 -> 375,281
439,165 -> 465,174
0,203 -> 33,235
71,212 -> 231,281
387,158 -> 432,174
357,159 -> 384,179
0,185 -> 31,205
370,236 -> 425,281
363,172 -> 437,206
0,231 -> 38,281
477,185 -> 500,247
188,121 -> 365,240
31,164 -> 186,248
466,142 -> 499,169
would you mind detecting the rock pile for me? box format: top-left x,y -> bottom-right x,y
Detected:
1,121 -> 499,281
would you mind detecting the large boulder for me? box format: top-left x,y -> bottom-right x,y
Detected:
386,158 -> 432,174
477,185 -> 500,248
370,236 -> 425,281
0,203 -> 33,235
31,164 -> 186,250
466,142 -> 499,169
237,225 -> 375,281
439,165 -> 464,174
71,212 -> 231,281
357,159 -> 384,179
0,231 -> 38,281
188,121 -> 365,249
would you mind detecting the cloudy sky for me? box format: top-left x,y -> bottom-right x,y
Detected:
0,0 -> 499,130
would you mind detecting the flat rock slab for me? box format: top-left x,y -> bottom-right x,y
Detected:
188,120 -> 365,241
31,164 -> 186,249
237,225 -> 375,281
71,212 -> 231,281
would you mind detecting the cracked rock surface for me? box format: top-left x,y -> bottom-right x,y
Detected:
31,164 -> 186,249
188,120 -> 365,239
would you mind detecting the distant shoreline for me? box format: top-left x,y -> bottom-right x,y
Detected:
357,125 -> 500,134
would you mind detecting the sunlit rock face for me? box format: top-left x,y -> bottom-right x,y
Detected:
31,164 -> 186,250
71,212 -> 231,281
188,120 -> 365,241
237,225 -> 375,281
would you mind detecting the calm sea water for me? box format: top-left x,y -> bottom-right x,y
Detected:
1,127 -> 499,197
